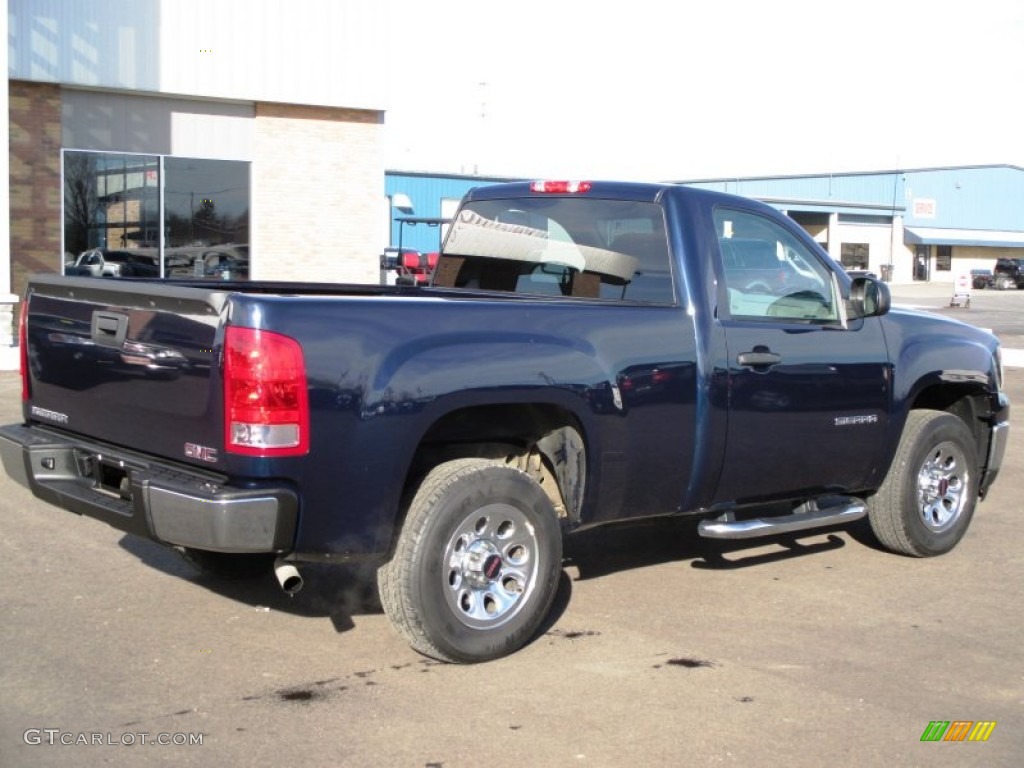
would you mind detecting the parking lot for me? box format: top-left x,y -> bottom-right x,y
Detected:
1,282 -> 1021,767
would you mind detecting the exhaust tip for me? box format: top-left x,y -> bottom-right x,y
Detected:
274,559 -> 303,595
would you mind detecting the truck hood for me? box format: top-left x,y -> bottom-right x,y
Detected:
888,304 -> 999,346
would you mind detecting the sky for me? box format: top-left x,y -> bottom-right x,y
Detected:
382,0 -> 1024,181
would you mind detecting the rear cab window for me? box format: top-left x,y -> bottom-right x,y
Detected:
434,197 -> 676,304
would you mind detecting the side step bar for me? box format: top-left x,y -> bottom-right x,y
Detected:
698,497 -> 866,540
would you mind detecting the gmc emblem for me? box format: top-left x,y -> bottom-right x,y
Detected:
184,443 -> 219,463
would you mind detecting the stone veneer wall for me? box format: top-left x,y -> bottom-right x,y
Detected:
253,102 -> 383,283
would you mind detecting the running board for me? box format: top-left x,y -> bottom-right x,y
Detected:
698,497 -> 866,540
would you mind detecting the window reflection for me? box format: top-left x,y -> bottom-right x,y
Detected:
62,151 -> 250,280
164,157 -> 250,279
63,151 -> 159,260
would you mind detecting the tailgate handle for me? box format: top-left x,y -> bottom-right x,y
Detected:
91,311 -> 128,347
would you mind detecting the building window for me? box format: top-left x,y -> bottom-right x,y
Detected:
914,244 -> 930,281
840,243 -> 869,270
63,152 -> 160,260
837,214 -> 892,226
62,150 -> 250,279
936,245 -> 952,271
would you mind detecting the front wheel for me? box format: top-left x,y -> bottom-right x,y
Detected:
378,458 -> 562,663
867,410 -> 979,557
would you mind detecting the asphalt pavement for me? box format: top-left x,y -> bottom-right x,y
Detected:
0,287 -> 1022,767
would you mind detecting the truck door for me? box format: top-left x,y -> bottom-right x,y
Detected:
711,206 -> 891,503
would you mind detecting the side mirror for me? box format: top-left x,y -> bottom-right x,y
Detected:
849,276 -> 891,319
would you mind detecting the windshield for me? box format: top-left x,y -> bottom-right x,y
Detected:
435,198 -> 675,304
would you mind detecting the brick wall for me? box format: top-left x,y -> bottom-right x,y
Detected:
253,103 -> 384,283
9,81 -> 62,300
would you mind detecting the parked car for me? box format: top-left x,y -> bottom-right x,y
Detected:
65,248 -> 134,277
65,248 -> 161,278
993,257 -> 1024,289
971,268 -> 994,289
201,248 -> 249,280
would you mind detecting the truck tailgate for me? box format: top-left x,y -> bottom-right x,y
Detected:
23,276 -> 227,466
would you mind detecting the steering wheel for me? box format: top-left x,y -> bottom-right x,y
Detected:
767,290 -> 829,318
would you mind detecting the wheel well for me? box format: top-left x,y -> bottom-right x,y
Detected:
403,403 -> 587,526
910,386 -> 991,467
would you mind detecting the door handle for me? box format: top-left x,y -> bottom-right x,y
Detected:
737,350 -> 782,367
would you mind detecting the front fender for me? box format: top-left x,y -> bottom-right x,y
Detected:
887,310 -> 1000,410
882,309 -> 1006,494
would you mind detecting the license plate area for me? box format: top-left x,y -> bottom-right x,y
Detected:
74,450 -> 134,500
97,461 -> 132,500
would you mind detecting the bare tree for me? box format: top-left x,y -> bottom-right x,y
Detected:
63,152 -> 99,257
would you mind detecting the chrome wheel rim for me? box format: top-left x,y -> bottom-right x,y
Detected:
443,503 -> 539,630
916,440 -> 969,533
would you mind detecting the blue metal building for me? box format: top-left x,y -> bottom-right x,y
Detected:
683,164 -> 1024,282
385,171 -> 516,255
386,164 -> 1024,284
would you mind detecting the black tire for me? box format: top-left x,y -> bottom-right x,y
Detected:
867,410 -> 978,557
378,458 -> 562,663
178,548 -> 276,580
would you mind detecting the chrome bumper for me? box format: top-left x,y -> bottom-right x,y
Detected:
0,424 -> 297,553
980,390 -> 1010,497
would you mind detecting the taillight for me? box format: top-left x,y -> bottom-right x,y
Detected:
651,369 -> 672,385
19,299 -> 29,401
529,180 -> 592,194
223,326 -> 309,457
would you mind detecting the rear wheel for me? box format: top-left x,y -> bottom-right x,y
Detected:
867,410 -> 978,557
378,458 -> 562,663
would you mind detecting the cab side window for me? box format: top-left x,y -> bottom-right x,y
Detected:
714,208 -> 839,323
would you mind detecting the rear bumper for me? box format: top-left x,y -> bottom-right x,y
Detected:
0,423 -> 298,553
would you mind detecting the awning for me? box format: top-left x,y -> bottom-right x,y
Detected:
904,227 -> 1024,248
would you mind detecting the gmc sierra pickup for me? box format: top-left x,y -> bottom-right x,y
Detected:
0,180 -> 1010,663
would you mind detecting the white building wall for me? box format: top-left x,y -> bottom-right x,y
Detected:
8,0 -> 161,90
889,215 -> 911,283
9,0 -> 386,109
833,222 -> 896,276
158,0 -> 386,109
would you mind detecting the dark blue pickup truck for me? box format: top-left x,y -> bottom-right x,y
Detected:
0,181 -> 1010,662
